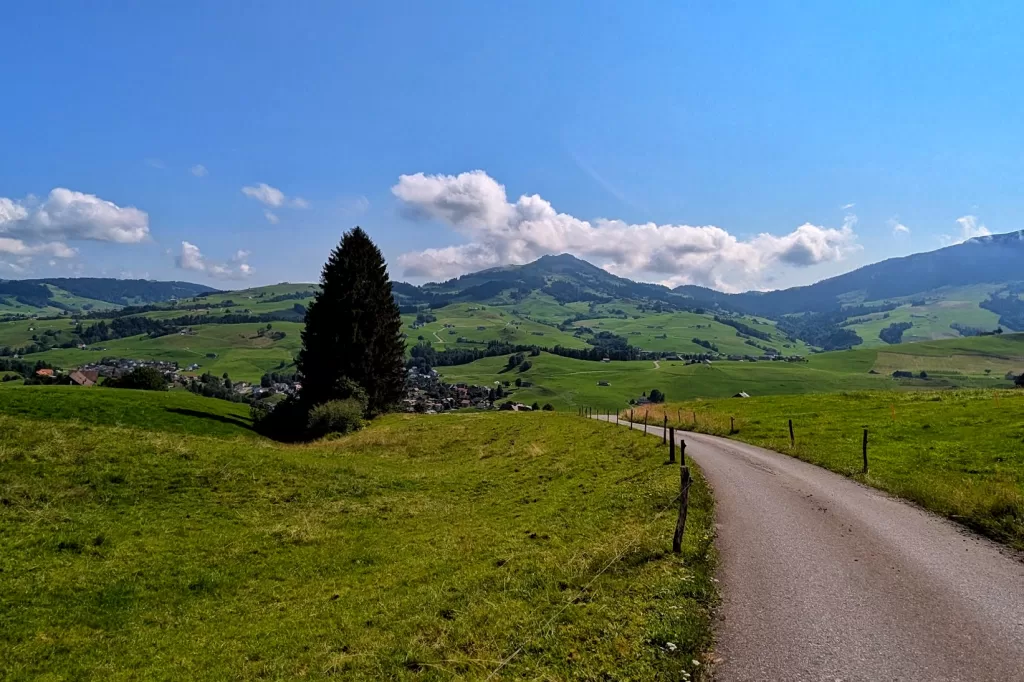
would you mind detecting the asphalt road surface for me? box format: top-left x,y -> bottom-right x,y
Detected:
594,415 -> 1024,681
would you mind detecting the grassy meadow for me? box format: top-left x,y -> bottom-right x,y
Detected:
402,302 -> 589,351
638,389 -> 1024,549
439,351 -> 895,412
0,385 -> 254,437
25,322 -> 302,383
571,311 -> 814,356
0,395 -> 717,680
438,335 -> 1024,412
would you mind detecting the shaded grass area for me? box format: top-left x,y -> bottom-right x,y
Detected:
0,385 -> 254,438
639,390 -> 1024,549
0,412 -> 716,680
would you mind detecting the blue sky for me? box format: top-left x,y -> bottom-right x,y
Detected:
2,1 -> 1023,292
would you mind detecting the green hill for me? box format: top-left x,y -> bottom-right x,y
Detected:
438,334 -> 1024,411
0,385 -> 254,436
28,322 -> 302,383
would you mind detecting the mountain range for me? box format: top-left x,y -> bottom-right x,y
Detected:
3,231 -> 1024,327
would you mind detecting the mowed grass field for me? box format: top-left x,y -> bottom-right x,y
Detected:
25,322 -> 302,383
641,389 -> 1024,549
573,311 -> 813,356
439,351 -> 894,412
439,335 -> 1024,412
0,316 -> 81,347
0,393 -> 717,680
403,302 -> 589,351
0,385 -> 254,437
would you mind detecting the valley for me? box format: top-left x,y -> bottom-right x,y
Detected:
3,235 -> 1024,681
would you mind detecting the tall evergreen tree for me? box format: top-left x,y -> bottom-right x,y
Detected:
297,227 -> 406,414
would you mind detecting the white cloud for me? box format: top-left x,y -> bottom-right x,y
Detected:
242,183 -> 285,207
242,183 -> 309,212
0,189 -> 142,268
0,189 -> 149,244
145,158 -> 166,169
191,164 -> 208,177
941,215 -> 992,246
392,170 -> 859,291
841,202 -> 856,210
889,218 -> 910,235
263,210 -> 280,224
177,241 -> 206,271
0,239 -> 75,258
175,241 -> 253,280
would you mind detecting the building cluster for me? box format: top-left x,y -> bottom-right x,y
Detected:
403,366 -> 494,413
251,380 -> 302,400
78,358 -> 181,380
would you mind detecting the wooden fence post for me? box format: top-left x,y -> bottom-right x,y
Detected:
730,416 -> 735,434
629,409 -> 633,430
862,428 -> 869,474
692,410 -> 696,424
644,410 -> 648,434
677,408 -> 681,424
669,427 -> 676,463
663,415 -> 668,444
788,419 -> 794,447
672,465 -> 692,553
680,438 -> 686,465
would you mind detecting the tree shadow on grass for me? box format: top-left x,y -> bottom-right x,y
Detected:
164,407 -> 253,431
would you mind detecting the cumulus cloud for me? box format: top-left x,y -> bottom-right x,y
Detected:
191,164 -> 208,177
0,189 -> 146,270
242,182 -> 309,212
263,210 -> 280,224
175,241 -> 253,280
392,170 -> 859,291
940,215 -> 992,246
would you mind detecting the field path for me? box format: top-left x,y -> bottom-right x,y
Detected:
432,331 -> 445,344
592,415 -> 1024,681
652,359 -> 660,369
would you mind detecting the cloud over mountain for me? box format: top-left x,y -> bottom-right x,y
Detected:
176,241 -> 253,280
393,170 -> 858,291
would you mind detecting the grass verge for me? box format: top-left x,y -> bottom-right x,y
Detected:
638,389 -> 1024,549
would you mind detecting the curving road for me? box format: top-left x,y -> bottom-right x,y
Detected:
594,415 -> 1024,681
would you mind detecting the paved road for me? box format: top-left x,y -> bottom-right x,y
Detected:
594,416 -> 1024,681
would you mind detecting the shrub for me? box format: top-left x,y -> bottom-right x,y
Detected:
648,388 -> 665,403
518,360 -> 532,372
542,403 -> 554,411
252,396 -> 310,441
306,399 -> 365,439
531,402 -> 540,411
107,367 -> 168,391
1016,374 -> 1024,388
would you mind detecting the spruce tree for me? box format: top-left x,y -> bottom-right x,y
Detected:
298,227 -> 406,414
